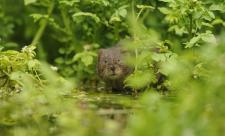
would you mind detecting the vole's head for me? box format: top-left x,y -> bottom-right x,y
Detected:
97,48 -> 130,80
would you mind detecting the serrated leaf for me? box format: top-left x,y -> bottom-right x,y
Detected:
208,11 -> 215,19
202,22 -> 213,28
152,53 -> 167,62
30,14 -> 47,22
72,12 -> 100,23
201,33 -> 216,44
169,25 -> 186,36
28,60 -> 39,70
185,36 -> 200,48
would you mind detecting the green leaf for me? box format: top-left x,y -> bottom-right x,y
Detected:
72,51 -> 96,66
59,0 -> 80,6
186,31 -> 216,48
210,4 -> 225,12
27,60 -> 40,71
168,25 -> 186,36
0,46 -> 3,51
124,71 -> 155,89
81,56 -> 93,66
136,5 -> 154,10
152,53 -> 167,62
158,7 -> 171,15
90,0 -> 110,6
118,9 -> 127,18
72,53 -> 83,62
110,16 -> 121,22
185,36 -> 200,48
24,0 -> 37,5
55,57 -> 64,64
9,71 -> 23,81
207,11 -> 215,19
72,12 -> 100,23
4,42 -> 19,48
30,14 -> 48,22
202,22 -> 213,28
201,32 -> 216,44
212,19 -> 225,26
110,5 -> 129,23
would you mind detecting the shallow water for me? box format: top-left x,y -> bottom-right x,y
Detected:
71,91 -> 140,110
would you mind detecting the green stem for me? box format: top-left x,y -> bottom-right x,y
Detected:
61,8 -> 77,45
188,14 -> 196,57
30,2 -> 54,47
135,48 -> 138,71
136,8 -> 144,21
60,6 -> 78,61
139,8 -> 150,22
189,14 -> 193,40
131,0 -> 138,72
61,8 -> 72,36
131,0 -> 135,20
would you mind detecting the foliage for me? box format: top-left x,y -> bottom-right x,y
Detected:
125,33 -> 225,136
0,46 -> 40,98
0,0 -> 224,136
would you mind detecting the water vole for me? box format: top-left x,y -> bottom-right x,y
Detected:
97,46 -> 133,91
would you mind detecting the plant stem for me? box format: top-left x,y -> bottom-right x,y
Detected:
131,0 -> 135,20
131,0 -> 138,72
61,8 -> 73,37
139,8 -> 150,22
30,2 -> 54,47
189,14 -> 193,40
135,48 -> 138,71
136,8 -> 144,21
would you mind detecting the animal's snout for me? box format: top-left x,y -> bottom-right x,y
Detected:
110,66 -> 115,71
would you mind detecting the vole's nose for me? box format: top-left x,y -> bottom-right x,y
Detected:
110,66 -> 115,71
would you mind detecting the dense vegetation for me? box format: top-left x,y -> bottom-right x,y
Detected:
0,0 -> 224,136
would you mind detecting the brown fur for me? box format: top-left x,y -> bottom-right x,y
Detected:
97,47 -> 133,91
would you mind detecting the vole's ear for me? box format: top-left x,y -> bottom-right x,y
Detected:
98,49 -> 105,61
98,49 -> 105,55
120,47 -> 128,53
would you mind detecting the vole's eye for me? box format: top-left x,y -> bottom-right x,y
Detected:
104,60 -> 107,63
